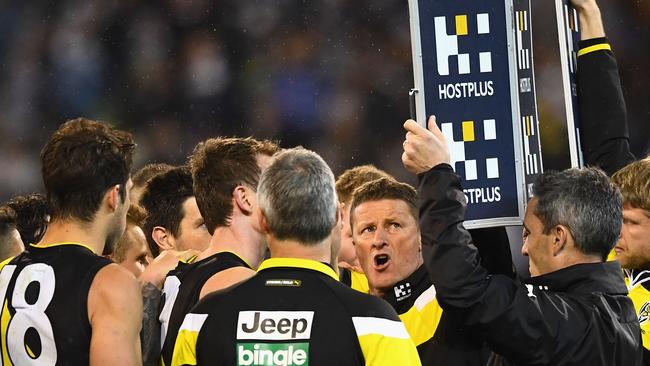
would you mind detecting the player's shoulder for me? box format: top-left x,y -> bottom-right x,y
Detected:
191,273 -> 256,315
90,263 -> 141,303
200,266 -> 256,298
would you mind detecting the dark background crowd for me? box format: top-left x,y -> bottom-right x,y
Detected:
0,0 -> 648,201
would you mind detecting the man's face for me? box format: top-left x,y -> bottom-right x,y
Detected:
338,203 -> 359,267
117,225 -> 150,278
521,198 -> 556,276
106,179 -> 133,254
352,199 -> 422,296
0,228 -> 25,262
614,203 -> 650,269
250,153 -> 275,257
173,197 -> 211,252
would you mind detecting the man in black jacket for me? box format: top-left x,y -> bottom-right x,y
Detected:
401,116 -> 642,365
574,0 -> 650,362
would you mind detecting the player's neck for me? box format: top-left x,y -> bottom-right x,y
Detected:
37,219 -> 105,255
268,238 -> 331,264
198,222 -> 263,269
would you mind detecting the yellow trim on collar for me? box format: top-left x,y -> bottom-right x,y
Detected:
258,258 -> 339,281
577,43 -> 611,57
216,250 -> 253,269
0,256 -> 15,270
30,242 -> 96,254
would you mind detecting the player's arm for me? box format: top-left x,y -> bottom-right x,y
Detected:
572,0 -> 635,175
572,0 -> 604,40
141,282 -> 162,366
199,266 -> 255,299
140,249 -> 199,288
88,263 -> 143,366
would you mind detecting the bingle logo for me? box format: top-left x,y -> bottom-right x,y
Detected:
434,14 -> 492,76
237,311 -> 314,340
237,343 -> 308,366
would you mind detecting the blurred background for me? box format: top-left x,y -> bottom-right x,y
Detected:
0,0 -> 648,202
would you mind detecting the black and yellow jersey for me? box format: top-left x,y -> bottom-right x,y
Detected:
623,269 -> 650,363
340,267 -> 370,293
0,242 -> 112,365
610,255 -> 650,363
171,257 -> 421,366
382,265 -> 489,365
160,251 -> 251,366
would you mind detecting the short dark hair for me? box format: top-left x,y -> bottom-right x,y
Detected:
5,193 -> 49,245
140,166 -> 194,257
532,167 -> 622,260
41,118 -> 135,222
0,205 -> 21,260
336,165 -> 394,205
132,163 -> 175,190
0,205 -> 17,237
189,137 -> 280,234
349,178 -> 418,229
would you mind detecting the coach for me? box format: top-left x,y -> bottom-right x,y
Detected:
402,116 -> 642,365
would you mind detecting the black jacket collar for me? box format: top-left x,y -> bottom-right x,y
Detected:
525,261 -> 628,295
382,265 -> 432,312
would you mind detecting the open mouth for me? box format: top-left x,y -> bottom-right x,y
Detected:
373,254 -> 391,270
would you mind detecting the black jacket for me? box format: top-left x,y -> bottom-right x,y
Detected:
578,37 -> 650,364
171,258 -> 420,366
418,164 -> 642,366
578,37 -> 635,175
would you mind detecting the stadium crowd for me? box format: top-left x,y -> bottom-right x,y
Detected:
0,0 -> 649,365
0,0 -> 648,201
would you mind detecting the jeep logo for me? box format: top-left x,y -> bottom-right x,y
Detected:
237,311 -> 314,340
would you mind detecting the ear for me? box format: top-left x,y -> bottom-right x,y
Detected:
105,185 -> 121,212
233,186 -> 253,216
335,202 -> 343,228
257,207 -> 269,234
551,225 -> 569,256
152,226 -> 175,251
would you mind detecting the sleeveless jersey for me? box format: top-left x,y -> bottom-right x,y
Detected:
159,251 -> 250,366
0,243 -> 111,365
609,252 -> 650,363
172,258 -> 421,366
339,267 -> 370,293
624,269 -> 650,363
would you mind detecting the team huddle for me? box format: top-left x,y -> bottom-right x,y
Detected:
0,0 -> 649,365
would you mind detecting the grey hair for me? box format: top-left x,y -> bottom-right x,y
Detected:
257,148 -> 338,245
532,167 -> 622,260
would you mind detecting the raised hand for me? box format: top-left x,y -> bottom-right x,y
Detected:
402,115 -> 451,175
